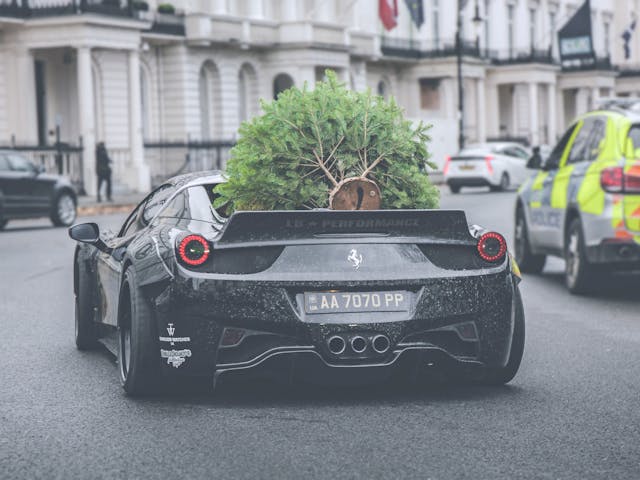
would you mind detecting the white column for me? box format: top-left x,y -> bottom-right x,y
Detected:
591,86 -> 599,110
281,0 -> 298,21
297,66 -> 316,89
476,78 -> 486,143
77,46 -> 96,196
248,0 -> 264,19
486,81 -> 499,138
528,82 -> 539,146
128,49 -> 150,193
316,0 -> 335,22
211,0 -> 226,14
7,48 -> 37,144
547,83 -> 557,144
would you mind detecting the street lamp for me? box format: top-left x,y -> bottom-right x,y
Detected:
472,0 -> 483,53
456,0 -> 484,151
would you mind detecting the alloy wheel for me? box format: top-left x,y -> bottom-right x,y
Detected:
566,230 -> 580,286
119,311 -> 132,382
57,194 -> 76,225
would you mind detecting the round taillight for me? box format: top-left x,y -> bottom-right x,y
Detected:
177,235 -> 210,266
477,232 -> 507,262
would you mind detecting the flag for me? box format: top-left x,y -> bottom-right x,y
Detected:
622,18 -> 637,60
379,0 -> 398,31
557,0 -> 594,62
404,0 -> 424,28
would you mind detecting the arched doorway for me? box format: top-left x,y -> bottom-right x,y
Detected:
273,73 -> 294,99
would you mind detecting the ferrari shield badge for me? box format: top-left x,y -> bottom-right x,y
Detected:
347,249 -> 363,269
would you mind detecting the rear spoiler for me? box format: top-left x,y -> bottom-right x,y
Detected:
212,210 -> 476,249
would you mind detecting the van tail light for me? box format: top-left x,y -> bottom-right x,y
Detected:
485,155 -> 494,175
443,155 -> 451,175
601,166 -> 640,193
477,232 -> 507,262
177,234 -> 210,266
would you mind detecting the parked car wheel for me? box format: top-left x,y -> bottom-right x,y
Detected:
75,260 -> 97,350
0,218 -> 7,231
449,185 -> 461,194
51,191 -> 77,227
514,206 -> 546,273
491,173 -> 510,192
118,268 -> 160,396
565,217 -> 595,294
477,288 -> 525,385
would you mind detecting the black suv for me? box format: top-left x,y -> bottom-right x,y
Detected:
0,151 -> 77,230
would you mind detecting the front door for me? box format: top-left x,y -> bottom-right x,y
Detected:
527,124 -> 578,249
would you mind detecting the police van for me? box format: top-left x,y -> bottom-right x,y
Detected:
515,99 -> 640,293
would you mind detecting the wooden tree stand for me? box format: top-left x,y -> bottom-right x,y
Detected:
329,177 -> 381,210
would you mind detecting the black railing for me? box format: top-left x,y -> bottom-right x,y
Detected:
491,48 -> 555,65
145,11 -> 185,36
0,0 -> 133,18
380,37 -> 556,64
144,140 -> 235,187
561,56 -> 613,72
380,37 -> 483,59
1,140 -> 85,193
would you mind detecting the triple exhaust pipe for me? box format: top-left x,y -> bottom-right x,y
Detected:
327,334 -> 390,355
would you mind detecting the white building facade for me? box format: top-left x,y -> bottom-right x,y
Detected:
1,0 -> 639,194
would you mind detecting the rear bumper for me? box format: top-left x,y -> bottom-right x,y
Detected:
446,177 -> 493,188
214,347 -> 483,386
586,240 -> 640,268
149,268 -> 520,383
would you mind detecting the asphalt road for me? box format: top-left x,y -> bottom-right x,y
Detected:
1,188 -> 639,479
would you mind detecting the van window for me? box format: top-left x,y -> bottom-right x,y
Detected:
546,124 -> 576,169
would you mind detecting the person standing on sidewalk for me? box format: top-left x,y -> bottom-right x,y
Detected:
96,142 -> 112,203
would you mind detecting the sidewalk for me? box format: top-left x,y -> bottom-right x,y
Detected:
77,193 -> 145,217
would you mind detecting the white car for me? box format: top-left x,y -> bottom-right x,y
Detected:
443,142 -> 534,193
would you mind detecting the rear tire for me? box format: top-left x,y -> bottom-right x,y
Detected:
491,173 -> 510,192
449,185 -> 461,194
565,217 -> 595,294
51,191 -> 77,227
478,288 -> 525,385
75,261 -> 97,350
0,218 -> 7,231
514,206 -> 546,273
118,268 -> 160,396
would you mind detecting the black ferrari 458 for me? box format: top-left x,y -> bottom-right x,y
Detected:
70,171 -> 524,395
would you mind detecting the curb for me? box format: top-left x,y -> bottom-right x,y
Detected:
78,203 -> 137,217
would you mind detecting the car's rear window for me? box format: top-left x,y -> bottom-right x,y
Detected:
157,183 -> 228,224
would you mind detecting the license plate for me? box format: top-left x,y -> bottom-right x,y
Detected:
460,164 -> 475,170
304,291 -> 410,314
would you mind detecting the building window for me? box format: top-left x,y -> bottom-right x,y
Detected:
508,5 -> 515,57
199,67 -> 211,140
529,8 -> 536,51
238,63 -> 258,125
604,21 -> 610,56
549,11 -> 556,52
377,79 -> 390,100
484,0 -> 490,50
419,78 -> 440,110
432,0 -> 440,49
198,61 -> 221,140
273,73 -> 294,99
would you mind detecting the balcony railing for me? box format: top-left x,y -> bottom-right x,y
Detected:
0,0 -> 134,18
380,37 -> 560,66
381,36 -> 482,59
561,56 -> 613,72
490,48 -> 555,65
